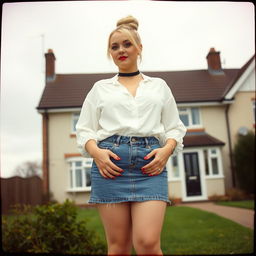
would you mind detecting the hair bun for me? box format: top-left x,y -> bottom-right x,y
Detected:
116,15 -> 139,31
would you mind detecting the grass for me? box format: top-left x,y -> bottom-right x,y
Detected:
77,205 -> 254,255
215,200 -> 255,210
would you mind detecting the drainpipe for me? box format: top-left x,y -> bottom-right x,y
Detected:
42,110 -> 50,202
225,104 -> 236,187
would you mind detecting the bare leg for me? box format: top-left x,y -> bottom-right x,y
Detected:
97,202 -> 133,255
131,200 -> 167,255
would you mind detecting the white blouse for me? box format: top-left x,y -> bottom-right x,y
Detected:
76,73 -> 187,157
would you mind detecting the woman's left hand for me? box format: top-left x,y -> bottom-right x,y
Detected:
141,141 -> 176,176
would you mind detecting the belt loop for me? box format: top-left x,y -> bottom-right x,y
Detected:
145,137 -> 149,148
116,135 -> 121,146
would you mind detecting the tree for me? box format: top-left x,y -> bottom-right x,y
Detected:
233,131 -> 255,194
14,161 -> 42,178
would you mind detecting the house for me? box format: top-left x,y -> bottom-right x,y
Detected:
37,48 -> 255,204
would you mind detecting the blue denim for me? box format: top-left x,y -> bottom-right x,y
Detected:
89,135 -> 171,204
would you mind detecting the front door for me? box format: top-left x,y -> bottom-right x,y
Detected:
183,152 -> 202,197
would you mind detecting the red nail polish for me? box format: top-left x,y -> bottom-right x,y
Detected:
144,156 -> 149,160
116,157 -> 121,160
141,167 -> 145,171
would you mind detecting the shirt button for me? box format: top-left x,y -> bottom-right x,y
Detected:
131,138 -> 136,142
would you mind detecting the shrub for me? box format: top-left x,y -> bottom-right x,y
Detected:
209,188 -> 250,202
2,200 -> 106,254
226,188 -> 248,201
209,194 -> 230,202
233,131 -> 255,194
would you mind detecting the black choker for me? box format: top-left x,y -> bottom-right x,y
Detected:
118,70 -> 140,77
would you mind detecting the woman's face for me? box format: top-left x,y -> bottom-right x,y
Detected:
109,31 -> 142,72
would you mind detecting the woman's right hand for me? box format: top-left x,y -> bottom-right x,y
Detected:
91,147 -> 124,179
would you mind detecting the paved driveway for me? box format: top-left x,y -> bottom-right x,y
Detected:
179,202 -> 254,229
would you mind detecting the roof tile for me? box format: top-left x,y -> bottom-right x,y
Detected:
184,132 -> 225,147
37,55 -> 255,110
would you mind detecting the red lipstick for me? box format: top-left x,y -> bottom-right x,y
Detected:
119,56 -> 127,61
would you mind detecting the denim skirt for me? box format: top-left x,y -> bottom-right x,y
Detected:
88,135 -> 171,204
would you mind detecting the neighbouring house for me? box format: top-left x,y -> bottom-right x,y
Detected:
37,48 -> 255,204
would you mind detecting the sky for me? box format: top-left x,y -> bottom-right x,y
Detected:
0,1 -> 255,178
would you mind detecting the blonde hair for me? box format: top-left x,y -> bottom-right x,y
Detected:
107,15 -> 142,60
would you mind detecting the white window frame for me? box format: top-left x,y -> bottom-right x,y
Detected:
66,157 -> 92,192
71,112 -> 80,134
203,147 -> 224,179
178,107 -> 202,128
168,154 -> 182,181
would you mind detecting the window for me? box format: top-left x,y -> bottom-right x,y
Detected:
191,108 -> 200,125
170,155 -> 180,178
204,150 -> 209,175
178,107 -> 201,128
179,108 -> 189,126
203,148 -> 222,177
71,112 -> 80,133
68,158 -> 92,190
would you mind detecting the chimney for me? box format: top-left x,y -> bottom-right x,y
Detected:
206,48 -> 224,75
45,49 -> 56,82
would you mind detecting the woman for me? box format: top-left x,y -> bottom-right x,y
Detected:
76,15 -> 186,256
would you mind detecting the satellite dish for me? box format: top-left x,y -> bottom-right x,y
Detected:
238,127 -> 248,136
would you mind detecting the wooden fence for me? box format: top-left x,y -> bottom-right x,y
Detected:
1,176 -> 43,214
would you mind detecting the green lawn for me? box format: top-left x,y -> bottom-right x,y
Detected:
215,200 -> 255,210
77,205 -> 254,255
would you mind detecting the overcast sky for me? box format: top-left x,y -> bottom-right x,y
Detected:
1,1 -> 255,178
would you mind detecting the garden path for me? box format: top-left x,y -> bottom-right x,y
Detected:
178,202 -> 254,229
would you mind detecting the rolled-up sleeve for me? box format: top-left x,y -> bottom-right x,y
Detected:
76,86 -> 100,158
161,86 -> 187,154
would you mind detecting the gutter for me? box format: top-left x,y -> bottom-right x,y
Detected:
36,101 -> 235,113
37,107 -> 81,113
177,100 -> 234,107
